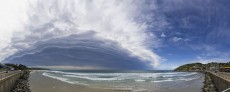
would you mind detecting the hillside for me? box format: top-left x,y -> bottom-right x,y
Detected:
174,62 -> 204,71
175,62 -> 230,72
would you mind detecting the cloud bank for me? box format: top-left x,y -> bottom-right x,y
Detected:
0,0 -> 165,69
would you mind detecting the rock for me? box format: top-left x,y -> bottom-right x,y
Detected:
202,73 -> 217,92
10,71 -> 31,92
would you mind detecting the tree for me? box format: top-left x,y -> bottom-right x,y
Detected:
5,63 -> 29,70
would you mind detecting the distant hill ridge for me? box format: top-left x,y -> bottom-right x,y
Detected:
175,62 -> 230,71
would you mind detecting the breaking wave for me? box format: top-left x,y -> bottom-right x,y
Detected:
42,70 -> 203,91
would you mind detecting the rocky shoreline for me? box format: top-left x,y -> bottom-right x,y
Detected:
202,72 -> 217,92
10,71 -> 31,92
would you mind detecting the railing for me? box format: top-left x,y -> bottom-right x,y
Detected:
0,71 -> 23,92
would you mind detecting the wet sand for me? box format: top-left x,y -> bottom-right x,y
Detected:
29,71 -> 121,92
29,71 -> 203,92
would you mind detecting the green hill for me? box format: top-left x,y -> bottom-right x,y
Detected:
174,62 -> 230,72
174,62 -> 204,71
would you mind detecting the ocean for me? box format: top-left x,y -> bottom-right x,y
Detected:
42,70 -> 204,92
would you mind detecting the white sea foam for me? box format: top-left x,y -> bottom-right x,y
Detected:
42,72 -> 76,84
42,71 -> 203,91
44,71 -> 200,82
152,79 -> 174,83
63,75 -> 120,81
161,72 -> 197,77
134,79 -> 146,82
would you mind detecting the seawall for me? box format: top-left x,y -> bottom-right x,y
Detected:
0,71 -> 23,92
208,71 -> 230,92
10,71 -> 30,92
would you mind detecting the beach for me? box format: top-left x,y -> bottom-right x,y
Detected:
29,71 -> 118,92
29,70 -> 203,92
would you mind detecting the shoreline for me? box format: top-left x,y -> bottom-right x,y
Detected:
29,70 -> 203,92
175,70 -> 217,92
29,71 -> 121,92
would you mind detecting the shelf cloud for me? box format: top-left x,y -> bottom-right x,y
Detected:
0,0 -> 167,69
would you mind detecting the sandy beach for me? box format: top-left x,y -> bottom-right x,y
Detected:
29,71 -> 203,92
29,71 -> 121,92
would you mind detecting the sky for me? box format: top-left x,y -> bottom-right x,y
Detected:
0,0 -> 229,70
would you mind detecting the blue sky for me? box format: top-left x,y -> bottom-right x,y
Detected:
154,0 -> 230,69
0,0 -> 229,70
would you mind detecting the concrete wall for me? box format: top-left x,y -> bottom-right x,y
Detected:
209,72 -> 230,92
0,71 -> 23,92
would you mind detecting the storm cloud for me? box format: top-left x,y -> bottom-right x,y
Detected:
0,0 -> 166,69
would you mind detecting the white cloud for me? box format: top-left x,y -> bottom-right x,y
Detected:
0,0 -> 167,68
160,32 -> 166,38
189,58 -> 228,64
0,0 -> 28,60
156,62 -> 178,70
191,44 -> 230,59
172,37 -> 182,42
184,38 -> 190,42
188,44 -> 230,65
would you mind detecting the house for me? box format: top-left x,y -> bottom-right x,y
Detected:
7,66 -> 15,71
192,65 -> 202,71
220,66 -> 230,72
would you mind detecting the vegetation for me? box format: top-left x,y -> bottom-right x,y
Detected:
175,62 -> 204,71
1,63 -> 51,71
175,62 -> 230,71
5,63 -> 29,70
0,63 -> 8,71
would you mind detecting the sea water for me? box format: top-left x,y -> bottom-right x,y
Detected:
42,70 -> 204,92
